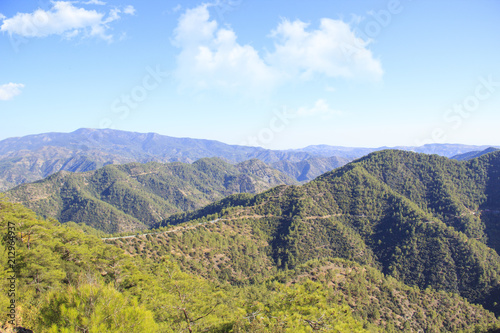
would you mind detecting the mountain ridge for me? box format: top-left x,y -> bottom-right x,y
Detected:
452,147 -> 500,161
0,128 -> 497,191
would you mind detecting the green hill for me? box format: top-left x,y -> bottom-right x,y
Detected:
4,148 -> 500,331
1,200 -> 498,332
132,149 -> 500,316
5,158 -> 296,233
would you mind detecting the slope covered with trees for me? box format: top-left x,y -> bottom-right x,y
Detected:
139,150 -> 500,316
6,158 -> 296,233
3,149 -> 500,331
1,200 -> 499,332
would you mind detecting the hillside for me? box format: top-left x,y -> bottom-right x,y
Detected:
5,158 -> 296,233
452,147 -> 500,161
272,155 -> 350,182
1,200 -> 498,332
132,149 -> 500,316
0,146 -> 136,192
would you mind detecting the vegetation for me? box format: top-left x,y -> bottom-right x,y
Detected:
1,200 -> 499,332
5,158 -> 295,233
2,149 -> 500,331
147,150 -> 500,316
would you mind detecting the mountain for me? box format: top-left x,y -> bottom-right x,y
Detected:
0,128 -> 495,191
0,145 -> 135,192
452,147 -> 500,161
271,155 -> 350,182
1,200 -> 499,332
136,149 -> 500,316
5,157 -> 296,233
292,143 -> 495,159
0,128 -> 314,191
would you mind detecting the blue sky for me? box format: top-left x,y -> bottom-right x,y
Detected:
0,0 -> 499,149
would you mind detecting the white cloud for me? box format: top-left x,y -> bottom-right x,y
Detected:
103,6 -> 135,24
0,13 -> 6,21
0,1 -> 133,42
83,0 -> 106,5
104,8 -> 121,24
0,83 -> 25,101
296,99 -> 342,118
64,29 -> 80,40
267,18 -> 383,81
172,5 -> 383,96
123,5 -> 136,15
173,4 -> 280,96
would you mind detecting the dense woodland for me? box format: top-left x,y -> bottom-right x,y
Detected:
1,200 -> 499,332
6,158 -> 296,233
1,149 -> 500,331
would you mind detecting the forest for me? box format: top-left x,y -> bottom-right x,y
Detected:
2,149 -> 500,332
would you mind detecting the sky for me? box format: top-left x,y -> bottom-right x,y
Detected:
0,0 -> 499,149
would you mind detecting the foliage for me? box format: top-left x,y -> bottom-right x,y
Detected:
145,150 -> 500,316
2,149 -> 500,331
5,158 -> 295,233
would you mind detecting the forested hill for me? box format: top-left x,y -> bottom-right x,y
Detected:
151,149 -> 500,316
1,201 -> 500,332
5,158 -> 296,233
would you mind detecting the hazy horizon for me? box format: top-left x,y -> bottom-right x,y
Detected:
0,127 -> 498,151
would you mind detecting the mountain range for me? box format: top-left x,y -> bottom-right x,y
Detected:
452,147 -> 500,161
0,128 -> 496,191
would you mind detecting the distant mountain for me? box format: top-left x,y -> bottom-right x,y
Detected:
0,128 -> 495,191
5,157 -> 296,233
292,143 -> 495,159
452,147 -> 500,161
0,128 -> 312,163
0,129 -> 316,191
153,150 -> 500,315
271,155 -> 350,182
